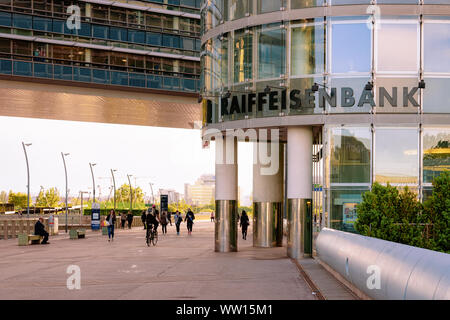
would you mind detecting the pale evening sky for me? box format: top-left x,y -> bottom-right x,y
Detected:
0,116 -> 253,205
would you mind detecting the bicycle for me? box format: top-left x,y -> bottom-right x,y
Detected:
146,225 -> 158,246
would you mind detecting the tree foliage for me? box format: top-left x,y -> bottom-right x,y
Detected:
355,174 -> 450,253
422,171 -> 450,253
35,187 -> 61,207
115,184 -> 145,205
8,191 -> 28,209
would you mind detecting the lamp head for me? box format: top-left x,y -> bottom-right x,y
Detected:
264,85 -> 271,94
418,79 -> 426,89
311,83 -> 319,92
197,95 -> 203,103
223,90 -> 231,99
365,81 -> 374,91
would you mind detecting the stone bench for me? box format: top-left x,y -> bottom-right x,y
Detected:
18,234 -> 43,246
69,229 -> 86,239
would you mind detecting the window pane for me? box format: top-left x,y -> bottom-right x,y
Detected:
423,128 -> 450,183
233,29 -> 252,83
258,26 -> 285,79
424,21 -> 450,73
229,0 -> 252,21
291,0 -> 324,8
146,32 -> 161,46
377,21 -> 418,72
423,78 -> 450,113
331,21 -> 371,73
328,188 -> 368,233
109,27 -> 127,41
258,0 -> 281,14
291,21 -> 324,76
330,127 -> 371,184
375,127 -> 418,184
374,77 -> 420,113
328,76 -> 372,113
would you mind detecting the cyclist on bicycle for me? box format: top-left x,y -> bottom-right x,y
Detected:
146,205 -> 159,237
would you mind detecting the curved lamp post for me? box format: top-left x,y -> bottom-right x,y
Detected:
111,169 -> 117,210
61,152 -> 70,233
22,142 -> 32,219
127,174 -> 133,210
89,163 -> 97,203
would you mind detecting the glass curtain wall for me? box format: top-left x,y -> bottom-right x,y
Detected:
257,23 -> 285,79
233,29 -> 253,83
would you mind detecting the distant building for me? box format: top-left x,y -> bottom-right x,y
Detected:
158,189 -> 183,204
184,174 -> 215,206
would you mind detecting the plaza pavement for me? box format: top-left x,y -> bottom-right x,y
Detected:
0,220 -> 355,300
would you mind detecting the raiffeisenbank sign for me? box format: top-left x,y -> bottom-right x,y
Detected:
218,86 -> 420,115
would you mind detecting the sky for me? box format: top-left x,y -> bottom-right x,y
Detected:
0,116 -> 253,205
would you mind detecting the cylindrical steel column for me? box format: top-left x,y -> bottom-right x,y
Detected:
287,126 -> 313,259
215,135 -> 238,252
252,141 -> 284,247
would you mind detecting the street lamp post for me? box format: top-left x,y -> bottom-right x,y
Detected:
149,182 -> 155,205
111,169 -> 117,210
61,152 -> 70,233
22,142 -> 32,219
127,174 -> 133,210
89,163 -> 97,203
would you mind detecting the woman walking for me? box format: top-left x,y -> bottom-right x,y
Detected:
174,210 -> 182,235
160,211 -> 168,234
240,210 -> 250,240
105,209 -> 116,242
127,211 -> 133,229
185,209 -> 195,235
120,211 -> 127,229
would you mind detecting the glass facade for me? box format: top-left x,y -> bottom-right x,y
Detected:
201,1 -> 450,234
0,0 -> 201,93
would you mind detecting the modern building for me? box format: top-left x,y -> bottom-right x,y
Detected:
184,174 -> 215,205
158,188 -> 183,203
200,1 -> 450,256
0,0 -> 202,128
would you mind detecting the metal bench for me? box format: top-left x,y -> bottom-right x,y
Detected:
69,229 -> 86,239
18,234 -> 43,246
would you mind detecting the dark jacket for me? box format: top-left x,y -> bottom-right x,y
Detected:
146,212 -> 158,225
185,211 -> 195,224
160,212 -> 168,225
127,213 -> 133,221
141,212 -> 147,222
34,220 -> 48,236
240,214 -> 249,228
106,213 -> 116,226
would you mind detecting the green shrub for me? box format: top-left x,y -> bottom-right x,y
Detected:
355,173 -> 450,253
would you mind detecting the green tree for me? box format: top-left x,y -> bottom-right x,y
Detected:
35,188 -> 61,207
422,171 -> 450,253
0,190 -> 7,203
8,191 -> 28,209
115,184 -> 145,205
354,183 -> 425,247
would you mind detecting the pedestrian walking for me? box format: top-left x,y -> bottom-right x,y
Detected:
174,210 -> 182,235
105,209 -> 117,242
168,211 -> 172,226
185,208 -> 195,235
120,211 -> 127,229
160,211 -> 168,234
210,211 -> 215,222
240,210 -> 250,240
127,211 -> 133,229
141,210 -> 147,230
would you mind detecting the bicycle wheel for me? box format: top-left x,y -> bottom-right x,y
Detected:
146,229 -> 150,247
152,231 -> 158,246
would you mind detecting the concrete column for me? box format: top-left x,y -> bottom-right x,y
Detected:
252,141 -> 284,247
287,126 -> 313,259
215,135 -> 238,252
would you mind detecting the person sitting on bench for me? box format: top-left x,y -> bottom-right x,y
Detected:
34,217 -> 49,244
